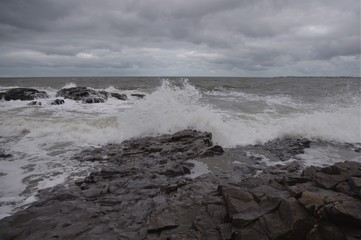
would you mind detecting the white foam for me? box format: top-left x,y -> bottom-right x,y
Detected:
62,82 -> 77,89
114,80 -> 361,147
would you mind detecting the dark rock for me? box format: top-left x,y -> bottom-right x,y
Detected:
82,97 -> 105,103
314,172 -> 347,189
147,207 -> 178,233
56,87 -> 107,103
0,131 -> 360,240
27,101 -> 42,106
51,99 -> 65,105
182,165 -> 191,174
0,152 -> 12,158
1,88 -> 49,101
111,93 -> 127,100
306,222 -> 346,240
201,145 -> 224,157
131,93 -> 146,99
260,137 -> 312,161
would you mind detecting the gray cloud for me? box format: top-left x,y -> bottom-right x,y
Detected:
0,0 -> 359,77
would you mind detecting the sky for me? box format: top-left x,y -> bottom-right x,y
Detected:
0,0 -> 360,77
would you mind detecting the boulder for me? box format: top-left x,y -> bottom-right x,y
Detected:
56,87 -> 107,103
0,88 -> 49,101
50,99 -> 65,105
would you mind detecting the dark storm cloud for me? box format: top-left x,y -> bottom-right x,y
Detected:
0,0 -> 359,77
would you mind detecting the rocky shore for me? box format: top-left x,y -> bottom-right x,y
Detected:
0,130 -> 360,240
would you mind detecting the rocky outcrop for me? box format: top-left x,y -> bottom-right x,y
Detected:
0,130 -> 360,240
0,88 -> 49,101
56,87 -> 108,103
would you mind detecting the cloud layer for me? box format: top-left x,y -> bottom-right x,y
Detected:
0,0 -> 360,77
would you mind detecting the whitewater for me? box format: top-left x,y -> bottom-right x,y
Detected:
0,77 -> 360,219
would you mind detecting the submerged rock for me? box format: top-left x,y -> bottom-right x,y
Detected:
56,87 -> 107,103
27,101 -> 42,106
0,130 -> 360,240
50,99 -> 65,105
0,88 -> 49,101
131,93 -> 146,99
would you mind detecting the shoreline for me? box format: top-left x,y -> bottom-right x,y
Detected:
0,130 -> 360,239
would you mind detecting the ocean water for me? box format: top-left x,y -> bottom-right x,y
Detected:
0,77 -> 360,219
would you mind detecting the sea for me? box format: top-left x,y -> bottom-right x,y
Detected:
0,77 -> 360,219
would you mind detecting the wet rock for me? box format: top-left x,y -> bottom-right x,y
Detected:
0,132 -> 360,240
160,163 -> 189,177
56,87 -> 107,103
131,93 -> 146,99
201,145 -> 224,157
250,137 -> 312,162
27,101 -> 42,106
51,99 -> 65,105
110,93 -> 127,100
82,97 -> 105,103
147,207 -> 178,233
0,151 -> 12,158
0,88 -> 49,101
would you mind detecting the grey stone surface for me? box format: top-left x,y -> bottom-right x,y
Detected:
0,130 -> 360,240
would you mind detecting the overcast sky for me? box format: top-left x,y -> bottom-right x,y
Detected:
0,0 -> 360,77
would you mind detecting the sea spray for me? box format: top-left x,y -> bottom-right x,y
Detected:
116,79 -> 361,147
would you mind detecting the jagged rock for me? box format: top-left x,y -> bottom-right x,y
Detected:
111,93 -> 127,100
56,87 -> 107,103
0,131 -> 360,240
0,88 -> 49,101
147,207 -> 178,233
201,145 -> 224,157
51,99 -> 65,105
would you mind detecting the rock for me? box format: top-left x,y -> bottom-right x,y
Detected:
0,131 -> 360,240
27,101 -> 42,106
51,99 -> 65,105
56,87 -> 107,103
306,222 -> 346,240
82,97 -> 105,103
259,137 -> 312,161
0,88 -> 49,101
131,93 -> 146,99
201,145 -> 224,157
0,151 -> 12,158
313,172 -> 347,189
147,207 -> 178,233
111,93 -> 127,100
160,163 -> 189,177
